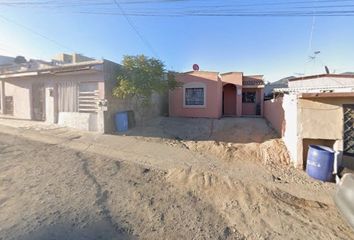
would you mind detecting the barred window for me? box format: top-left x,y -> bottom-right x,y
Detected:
242,92 -> 256,103
185,88 -> 204,106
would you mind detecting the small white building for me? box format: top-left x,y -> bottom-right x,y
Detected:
264,74 -> 354,170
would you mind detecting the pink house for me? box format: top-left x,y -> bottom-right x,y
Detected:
169,70 -> 264,118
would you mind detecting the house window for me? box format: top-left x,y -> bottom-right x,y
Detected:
344,104 -> 354,156
185,88 -> 204,106
78,82 -> 99,113
242,92 -> 256,103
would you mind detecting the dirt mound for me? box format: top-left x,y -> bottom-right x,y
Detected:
181,138 -> 290,166
166,168 -> 350,239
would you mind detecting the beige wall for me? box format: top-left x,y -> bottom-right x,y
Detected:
297,97 -> 354,168
281,95 -> 354,169
298,98 -> 344,140
1,71 -> 105,131
264,93 -> 354,169
4,79 -> 32,119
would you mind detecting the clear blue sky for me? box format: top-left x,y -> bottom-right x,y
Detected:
0,0 -> 354,82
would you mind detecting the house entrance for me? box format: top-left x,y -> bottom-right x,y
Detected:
32,83 -> 46,121
223,84 -> 236,116
242,90 -> 261,116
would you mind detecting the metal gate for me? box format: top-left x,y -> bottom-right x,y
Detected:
343,104 -> 354,156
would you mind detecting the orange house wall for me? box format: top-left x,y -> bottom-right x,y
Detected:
169,71 -> 264,118
169,71 -> 222,118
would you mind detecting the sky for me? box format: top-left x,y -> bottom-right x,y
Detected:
0,0 -> 354,82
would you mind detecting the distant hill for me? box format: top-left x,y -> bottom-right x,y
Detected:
0,55 -> 14,66
341,72 -> 354,75
264,76 -> 295,98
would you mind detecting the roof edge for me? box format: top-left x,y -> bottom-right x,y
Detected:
290,74 -> 354,81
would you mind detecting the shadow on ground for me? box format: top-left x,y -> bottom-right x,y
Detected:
20,221 -> 135,240
123,117 -> 278,144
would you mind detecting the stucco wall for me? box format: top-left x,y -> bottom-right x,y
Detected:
242,87 -> 263,116
297,97 -> 354,167
2,71 -> 105,131
298,98 -> 344,140
169,71 -> 222,118
222,73 -> 243,116
3,79 -> 32,119
264,97 -> 285,136
281,94 -> 354,168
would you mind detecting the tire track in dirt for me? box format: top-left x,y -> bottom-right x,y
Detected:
76,152 -> 133,239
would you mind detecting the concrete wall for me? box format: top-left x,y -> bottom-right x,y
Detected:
3,79 -> 32,119
279,93 -> 354,169
1,71 -> 105,132
53,53 -> 94,64
264,97 -> 285,136
58,112 -> 98,131
169,71 -> 222,118
102,60 -> 168,133
282,94 -> 299,167
297,97 -> 354,168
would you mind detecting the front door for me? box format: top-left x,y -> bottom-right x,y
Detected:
32,83 -> 45,121
223,84 -> 236,116
242,91 -> 257,115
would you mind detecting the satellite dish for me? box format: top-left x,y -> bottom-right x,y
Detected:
193,64 -> 199,71
325,66 -> 330,74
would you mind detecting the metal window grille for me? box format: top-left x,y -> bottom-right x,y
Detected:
344,104 -> 354,156
185,88 -> 204,106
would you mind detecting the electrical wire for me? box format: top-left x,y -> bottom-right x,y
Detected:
0,14 -> 75,52
2,0 -> 354,17
112,0 -> 159,57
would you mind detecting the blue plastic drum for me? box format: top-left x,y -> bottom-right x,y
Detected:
306,145 -> 335,182
115,111 -> 128,132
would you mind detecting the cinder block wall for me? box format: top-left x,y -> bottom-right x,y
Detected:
103,60 -> 168,133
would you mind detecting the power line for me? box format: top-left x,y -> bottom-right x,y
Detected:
0,14 -> 76,52
3,0 -> 354,17
112,0 -> 159,57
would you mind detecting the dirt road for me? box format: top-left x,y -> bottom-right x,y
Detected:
0,118 -> 353,239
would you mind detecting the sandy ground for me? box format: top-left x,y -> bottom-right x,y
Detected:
0,117 -> 353,240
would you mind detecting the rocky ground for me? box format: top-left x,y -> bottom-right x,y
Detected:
0,117 -> 353,240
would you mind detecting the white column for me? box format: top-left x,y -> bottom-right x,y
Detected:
0,80 -> 5,114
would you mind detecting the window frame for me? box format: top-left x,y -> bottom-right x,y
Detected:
183,82 -> 206,108
242,91 -> 256,103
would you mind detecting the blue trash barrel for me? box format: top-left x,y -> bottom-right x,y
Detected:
306,145 -> 335,182
115,111 -> 128,132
